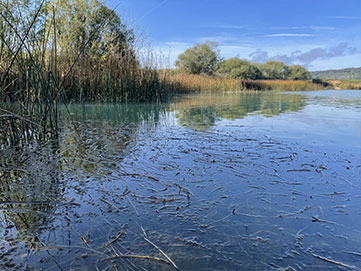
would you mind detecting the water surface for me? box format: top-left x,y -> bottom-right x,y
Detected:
1,90 -> 360,270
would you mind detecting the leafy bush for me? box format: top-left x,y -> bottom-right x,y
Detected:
175,41 -> 221,76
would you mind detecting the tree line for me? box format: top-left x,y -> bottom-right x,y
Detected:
312,67 -> 361,80
175,41 -> 312,80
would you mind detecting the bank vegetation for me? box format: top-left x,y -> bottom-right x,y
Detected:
168,74 -> 328,93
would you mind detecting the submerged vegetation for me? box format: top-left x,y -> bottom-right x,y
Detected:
0,2 -> 360,269
1,91 -> 360,270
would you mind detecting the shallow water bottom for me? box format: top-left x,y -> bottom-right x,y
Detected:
1,91 -> 360,270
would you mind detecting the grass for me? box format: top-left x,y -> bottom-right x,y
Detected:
167,74 -> 243,92
327,80 -> 361,90
257,79 -> 327,91
168,74 -> 327,92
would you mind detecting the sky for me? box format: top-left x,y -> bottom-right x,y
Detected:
106,0 -> 361,71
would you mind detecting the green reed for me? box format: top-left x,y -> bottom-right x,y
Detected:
0,1 -> 177,148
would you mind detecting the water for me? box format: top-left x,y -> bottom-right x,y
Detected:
1,90 -> 360,270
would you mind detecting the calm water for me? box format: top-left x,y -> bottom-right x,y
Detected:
1,90 -> 360,270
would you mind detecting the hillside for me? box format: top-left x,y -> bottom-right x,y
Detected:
312,67 -> 361,80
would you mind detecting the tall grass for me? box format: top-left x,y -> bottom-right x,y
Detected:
59,52 -> 174,103
257,80 -> 326,91
168,74 -> 327,92
167,74 -> 243,92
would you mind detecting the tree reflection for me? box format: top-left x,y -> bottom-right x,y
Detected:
172,92 -> 306,130
176,107 -> 219,130
59,103 -> 168,173
0,102 -> 169,267
0,143 -> 61,250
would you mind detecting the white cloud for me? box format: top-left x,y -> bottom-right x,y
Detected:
248,42 -> 361,68
271,26 -> 336,31
202,23 -> 245,30
266,33 -> 313,37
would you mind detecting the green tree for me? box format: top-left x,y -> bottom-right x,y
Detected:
217,57 -> 249,75
287,65 -> 311,80
217,57 -> 262,80
46,0 -> 134,61
229,65 -> 263,80
260,61 -> 289,80
0,0 -> 38,63
175,41 -> 221,75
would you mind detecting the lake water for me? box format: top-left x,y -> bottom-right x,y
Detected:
1,90 -> 360,270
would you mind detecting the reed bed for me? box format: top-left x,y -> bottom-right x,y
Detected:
258,79 -> 326,91
0,1 -> 59,147
168,74 -> 326,93
0,1 -> 176,148
167,74 -> 243,92
59,54 -> 175,103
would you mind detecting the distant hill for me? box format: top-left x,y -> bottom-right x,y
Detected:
312,67 -> 361,80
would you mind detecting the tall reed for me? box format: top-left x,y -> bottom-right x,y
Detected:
0,1 -> 176,148
0,0 -> 59,148
168,74 -> 327,92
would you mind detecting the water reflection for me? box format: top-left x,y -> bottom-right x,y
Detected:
59,103 -> 169,174
172,92 -> 306,130
0,103 -> 169,269
0,143 -> 61,255
66,103 -> 168,123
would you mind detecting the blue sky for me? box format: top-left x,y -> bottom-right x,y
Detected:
106,0 -> 361,71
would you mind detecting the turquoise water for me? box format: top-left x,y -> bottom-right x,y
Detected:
1,90 -> 360,270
